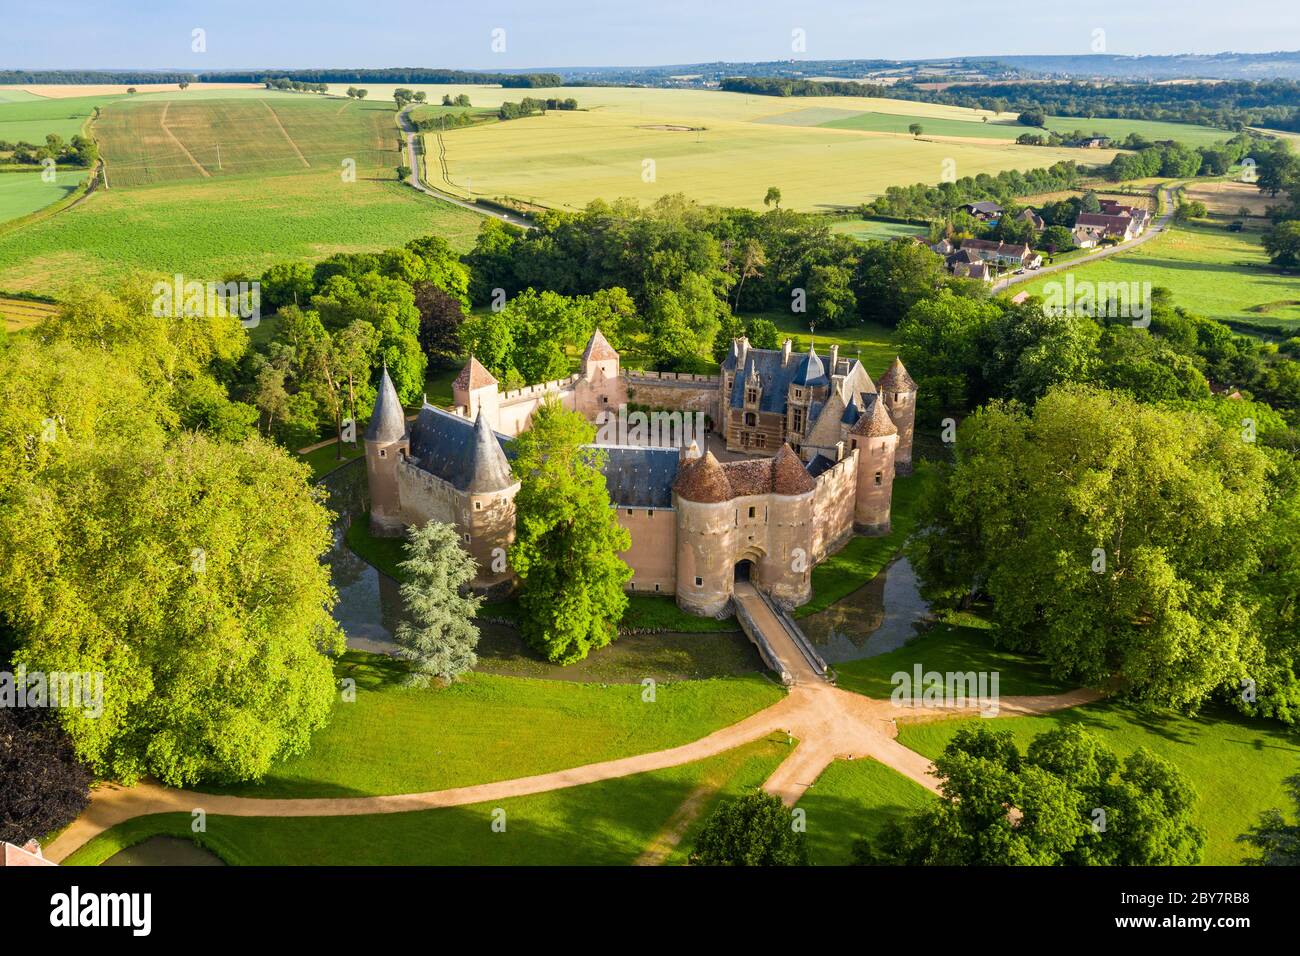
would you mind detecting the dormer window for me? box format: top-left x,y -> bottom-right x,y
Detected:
794,388 -> 803,399
746,388 -> 758,404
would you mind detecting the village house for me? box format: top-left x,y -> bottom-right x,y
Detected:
954,238 -> 1043,270
364,331 -> 918,618
1016,207 -> 1045,231
960,200 -> 1003,221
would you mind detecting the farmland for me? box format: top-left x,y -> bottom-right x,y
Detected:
0,294 -> 59,332
0,170 -> 85,224
0,168 -> 481,295
404,85 -> 1123,212
1020,219 -> 1300,332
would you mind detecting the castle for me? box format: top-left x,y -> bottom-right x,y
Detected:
364,330 -> 917,618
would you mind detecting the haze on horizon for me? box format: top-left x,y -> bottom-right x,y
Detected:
1,0 -> 1298,72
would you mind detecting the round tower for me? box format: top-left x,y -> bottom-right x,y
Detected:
849,394 -> 898,535
879,356 -> 917,475
760,444 -> 816,607
672,451 -> 736,618
364,364 -> 407,536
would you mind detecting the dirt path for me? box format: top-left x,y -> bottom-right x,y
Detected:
262,100 -> 311,168
43,682 -> 1099,863
158,102 -> 210,178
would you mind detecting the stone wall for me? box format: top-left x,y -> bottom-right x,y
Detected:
626,372 -> 720,421
617,505 -> 677,595
810,449 -> 858,564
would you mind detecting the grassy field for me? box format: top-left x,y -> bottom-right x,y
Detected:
833,612 -> 1075,699
830,217 -> 929,241
0,170 -> 86,224
0,294 -> 59,332
898,701 -> 1300,865
298,439 -> 365,479
0,168 -> 482,295
64,735 -> 793,866
1020,220 -> 1300,332
199,650 -> 782,798
0,93 -> 116,142
411,85 -> 1119,212
799,757 -> 936,865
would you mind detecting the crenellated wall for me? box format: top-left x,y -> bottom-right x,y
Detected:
810,448 -> 858,564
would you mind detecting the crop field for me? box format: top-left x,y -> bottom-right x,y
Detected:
414,87 -> 1122,212
0,294 -> 59,332
0,169 -> 482,295
1182,178 -> 1283,218
1020,220 -> 1300,332
830,217 -> 929,240
0,170 -> 86,224
0,93 -> 116,143
97,95 -> 400,187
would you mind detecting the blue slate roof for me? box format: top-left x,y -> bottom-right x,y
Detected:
408,405 -> 515,493
596,446 -> 680,508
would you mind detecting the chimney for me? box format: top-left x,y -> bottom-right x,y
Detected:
738,336 -> 749,367
835,440 -> 845,462
829,344 -> 839,372
781,339 -> 792,367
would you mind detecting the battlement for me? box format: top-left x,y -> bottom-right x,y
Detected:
499,374 -> 581,405
626,370 -> 721,387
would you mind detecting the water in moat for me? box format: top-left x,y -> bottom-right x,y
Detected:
102,836 -> 224,867
798,557 -> 932,664
321,459 -> 930,675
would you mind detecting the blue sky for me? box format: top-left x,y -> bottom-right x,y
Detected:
2,0 -> 1297,69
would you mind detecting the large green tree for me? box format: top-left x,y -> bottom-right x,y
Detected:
689,792 -> 808,866
394,521 -> 483,684
508,399 -> 631,664
909,385 -> 1275,709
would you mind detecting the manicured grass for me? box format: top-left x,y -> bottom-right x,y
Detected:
833,615 -> 1074,700
897,701 -> 1300,865
417,86 -> 1115,212
200,650 -> 783,798
0,168 -> 482,295
0,170 -> 86,224
798,757 -> 936,865
298,440 -> 364,480
797,471 -> 921,618
1019,220 -> 1300,332
760,313 -> 900,376
64,735 -> 794,866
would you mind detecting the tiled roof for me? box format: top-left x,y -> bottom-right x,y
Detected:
364,365 -> 406,442
452,356 -> 497,392
673,450 -> 732,503
582,328 -> 619,363
850,393 -> 897,438
674,445 -> 815,502
879,357 -> 916,391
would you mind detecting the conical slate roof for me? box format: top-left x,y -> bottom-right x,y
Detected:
365,365 -> 406,442
407,405 -> 516,493
850,393 -> 898,438
879,356 -> 916,391
461,409 -> 516,493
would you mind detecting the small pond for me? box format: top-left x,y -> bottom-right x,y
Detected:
798,557 -> 932,664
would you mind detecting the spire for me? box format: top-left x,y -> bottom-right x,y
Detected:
365,363 -> 406,442
582,328 -> 619,364
462,409 -> 515,493
879,356 -> 917,391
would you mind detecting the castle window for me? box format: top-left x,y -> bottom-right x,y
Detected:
474,501 -> 482,510
874,471 -> 882,486
463,532 -> 471,543
792,408 -> 804,432
794,388 -> 803,399
748,506 -> 756,519
654,583 -> 661,592
756,434 -> 766,448
744,412 -> 756,427
627,509 -> 634,516
379,449 -> 386,458
746,388 -> 758,404
695,576 -> 703,588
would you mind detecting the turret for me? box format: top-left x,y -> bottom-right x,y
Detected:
581,328 -> 620,382
364,364 -> 407,535
849,394 -> 898,535
452,356 -> 499,427
879,356 -> 917,475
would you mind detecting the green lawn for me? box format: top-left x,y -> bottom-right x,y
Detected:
0,93 -> 117,142
898,701 -> 1300,865
0,170 -> 86,225
0,169 -> 482,296
833,613 -> 1075,700
830,217 -> 929,241
200,650 -> 782,798
298,439 -> 364,480
1019,220 -> 1300,332
65,735 -> 794,866
798,757 -> 936,865
797,471 -> 922,618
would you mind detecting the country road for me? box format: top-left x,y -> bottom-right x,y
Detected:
992,183 -> 1178,293
396,109 -> 534,230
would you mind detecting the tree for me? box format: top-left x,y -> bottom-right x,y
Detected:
807,264 -> 856,329
1040,224 -> 1075,253
414,282 -> 467,360
908,385 -> 1274,709
458,309 -> 515,380
908,123 -> 923,139
394,522 -> 483,684
178,79 -> 190,91
763,186 -> 782,209
858,725 -> 1203,866
1238,774 -> 1300,865
746,317 -> 781,350
1018,111 -> 1047,127
1263,220 -> 1300,268
508,399 -> 631,664
689,793 -> 808,866
0,707 -> 92,846
260,261 -> 316,311
355,89 -> 368,100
